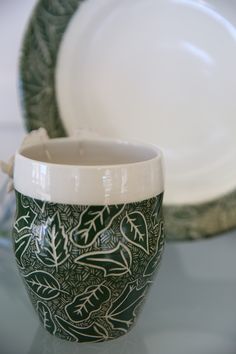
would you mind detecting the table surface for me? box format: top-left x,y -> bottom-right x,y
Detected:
1,232 -> 236,354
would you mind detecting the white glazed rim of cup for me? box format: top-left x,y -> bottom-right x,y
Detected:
14,137 -> 164,205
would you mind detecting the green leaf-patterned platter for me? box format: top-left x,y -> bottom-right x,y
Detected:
19,0 -> 236,241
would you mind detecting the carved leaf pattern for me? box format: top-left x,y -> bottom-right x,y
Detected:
14,233 -> 31,268
56,316 -> 108,342
144,221 -> 165,276
14,208 -> 36,232
106,281 -> 147,332
75,242 -> 132,277
144,249 -> 161,277
120,211 -> 149,254
71,205 -> 124,248
66,284 -> 110,322
14,190 -> 164,341
36,213 -> 69,269
152,194 -> 163,223
37,301 -> 56,334
24,271 -> 63,300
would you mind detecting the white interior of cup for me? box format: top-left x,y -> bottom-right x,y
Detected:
21,139 -> 158,166
14,138 -> 164,205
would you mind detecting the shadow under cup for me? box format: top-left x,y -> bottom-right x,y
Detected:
13,138 -> 165,342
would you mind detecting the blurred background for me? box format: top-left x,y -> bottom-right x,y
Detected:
0,0 -> 37,158
0,0 -> 37,234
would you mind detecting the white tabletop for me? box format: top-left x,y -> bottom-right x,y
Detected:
1,232 -> 236,354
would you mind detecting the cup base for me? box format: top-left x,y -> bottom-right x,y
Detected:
39,317 -> 138,343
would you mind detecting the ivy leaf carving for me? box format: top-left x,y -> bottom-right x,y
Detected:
106,281 -> 147,332
144,221 -> 165,277
14,208 -> 36,232
66,284 -> 110,322
14,233 -> 31,268
144,250 -> 161,277
36,213 -> 69,270
37,301 -> 56,334
75,242 -> 132,277
152,194 -> 163,224
33,199 -> 46,213
71,205 -> 124,248
56,316 -> 108,342
120,211 -> 149,254
24,271 -> 65,300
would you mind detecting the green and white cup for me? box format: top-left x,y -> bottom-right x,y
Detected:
13,137 -> 165,342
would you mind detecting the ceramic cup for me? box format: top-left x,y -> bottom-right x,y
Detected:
13,137 -> 165,342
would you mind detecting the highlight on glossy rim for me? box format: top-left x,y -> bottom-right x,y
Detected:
14,137 -> 164,205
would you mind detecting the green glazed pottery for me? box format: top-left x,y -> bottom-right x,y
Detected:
13,192 -> 164,342
19,0 -> 236,241
12,137 -> 165,341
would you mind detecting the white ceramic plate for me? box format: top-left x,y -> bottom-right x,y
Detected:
19,0 -> 236,240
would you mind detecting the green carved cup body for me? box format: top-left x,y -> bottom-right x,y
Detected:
13,191 -> 165,342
